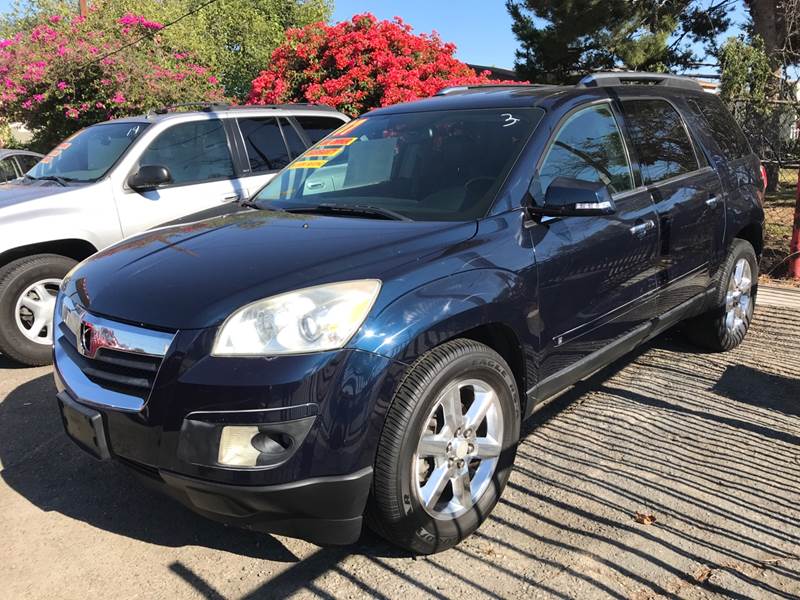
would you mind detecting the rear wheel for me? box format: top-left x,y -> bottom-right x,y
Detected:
686,239 -> 758,352
367,339 -> 520,554
0,254 -> 76,366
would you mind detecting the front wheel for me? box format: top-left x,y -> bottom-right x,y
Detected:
686,239 -> 758,352
367,339 -> 520,554
0,254 -> 76,366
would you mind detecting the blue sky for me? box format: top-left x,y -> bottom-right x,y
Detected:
0,0 -> 751,72
332,0 -> 751,71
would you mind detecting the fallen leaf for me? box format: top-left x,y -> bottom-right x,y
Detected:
693,566 -> 713,583
634,512 -> 657,525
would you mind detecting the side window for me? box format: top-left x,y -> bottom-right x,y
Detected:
0,157 -> 18,182
686,96 -> 752,161
294,116 -> 347,144
279,118 -> 307,159
15,155 -> 40,173
539,104 -> 634,197
622,99 -> 700,185
138,119 -> 233,186
238,117 -> 291,173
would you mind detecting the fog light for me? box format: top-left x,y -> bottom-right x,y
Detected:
218,425 -> 261,467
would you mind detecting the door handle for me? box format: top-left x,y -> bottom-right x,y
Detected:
705,196 -> 719,207
220,193 -> 240,203
629,219 -> 655,238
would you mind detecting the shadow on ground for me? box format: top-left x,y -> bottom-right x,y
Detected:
1,307 -> 799,598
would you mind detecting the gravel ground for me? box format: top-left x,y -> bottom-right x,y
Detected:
1,305 -> 798,599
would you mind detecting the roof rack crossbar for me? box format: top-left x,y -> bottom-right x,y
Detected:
577,72 -> 702,91
435,83 -> 555,96
149,102 -> 337,115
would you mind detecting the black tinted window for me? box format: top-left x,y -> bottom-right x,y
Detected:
294,116 -> 347,144
622,99 -> 699,184
0,158 -> 17,182
256,108 -> 543,221
139,120 -> 233,185
539,104 -> 633,196
279,118 -> 307,159
15,154 -> 39,172
238,117 -> 290,172
686,95 -> 751,160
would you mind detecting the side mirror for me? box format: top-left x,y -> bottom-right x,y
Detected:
527,176 -> 616,217
128,165 -> 172,192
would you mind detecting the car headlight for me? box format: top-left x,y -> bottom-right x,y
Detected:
212,279 -> 381,356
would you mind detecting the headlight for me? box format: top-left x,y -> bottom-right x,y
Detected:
212,279 -> 381,356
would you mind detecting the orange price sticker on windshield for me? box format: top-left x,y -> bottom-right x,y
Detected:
304,147 -> 342,158
331,118 -> 366,137
322,137 -> 357,147
288,159 -> 328,170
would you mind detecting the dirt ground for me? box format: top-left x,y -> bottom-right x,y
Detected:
0,305 -> 798,600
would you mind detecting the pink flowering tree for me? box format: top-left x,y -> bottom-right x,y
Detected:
0,10 -> 225,151
248,14 -> 521,117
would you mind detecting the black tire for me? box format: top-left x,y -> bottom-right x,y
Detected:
685,239 -> 758,352
0,254 -> 76,366
366,339 -> 521,554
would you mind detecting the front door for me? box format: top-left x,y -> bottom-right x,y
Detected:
529,102 -> 660,384
116,118 -> 242,235
620,98 -> 725,311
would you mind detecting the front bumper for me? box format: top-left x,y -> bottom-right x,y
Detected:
53,299 -> 406,545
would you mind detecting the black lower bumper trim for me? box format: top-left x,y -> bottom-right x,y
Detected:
128,464 -> 373,546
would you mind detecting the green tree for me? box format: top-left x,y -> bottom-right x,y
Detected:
1,0 -> 332,99
506,0 -> 734,82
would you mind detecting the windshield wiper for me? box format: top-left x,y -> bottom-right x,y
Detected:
25,174 -> 72,187
283,203 -> 411,221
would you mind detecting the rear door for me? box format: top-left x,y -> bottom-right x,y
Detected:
531,101 -> 661,382
620,98 -> 725,311
116,118 -> 241,234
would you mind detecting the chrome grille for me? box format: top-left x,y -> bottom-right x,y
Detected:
54,294 -> 176,412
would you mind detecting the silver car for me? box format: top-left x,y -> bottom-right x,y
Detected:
0,104 -> 348,365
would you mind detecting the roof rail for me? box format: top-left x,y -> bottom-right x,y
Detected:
149,102 -> 338,115
577,72 -> 703,91
434,83 -> 554,96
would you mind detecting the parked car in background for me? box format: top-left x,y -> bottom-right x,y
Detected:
0,103 -> 348,366
52,73 -> 764,553
0,149 -> 44,183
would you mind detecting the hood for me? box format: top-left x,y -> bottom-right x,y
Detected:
68,210 -> 477,330
0,180 -> 78,208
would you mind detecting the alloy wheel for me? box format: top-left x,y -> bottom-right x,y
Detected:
413,378 -> 504,519
725,258 -> 752,335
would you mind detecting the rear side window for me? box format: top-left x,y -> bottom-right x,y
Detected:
622,99 -> 700,185
294,116 -> 347,144
138,119 -> 233,185
279,118 -> 307,159
237,117 -> 291,172
15,154 -> 39,172
686,95 -> 752,161
539,104 -> 634,195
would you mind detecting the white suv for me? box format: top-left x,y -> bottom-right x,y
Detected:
0,104 -> 349,365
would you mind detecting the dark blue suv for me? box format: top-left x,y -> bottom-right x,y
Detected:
53,72 -> 765,554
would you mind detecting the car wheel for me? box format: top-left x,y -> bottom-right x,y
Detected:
686,239 -> 758,352
0,254 -> 76,366
367,339 -> 520,554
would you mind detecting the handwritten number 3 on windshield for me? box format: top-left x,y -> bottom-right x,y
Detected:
501,113 -> 520,127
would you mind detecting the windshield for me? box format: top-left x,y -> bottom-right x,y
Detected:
26,121 -> 148,183
254,107 -> 543,221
